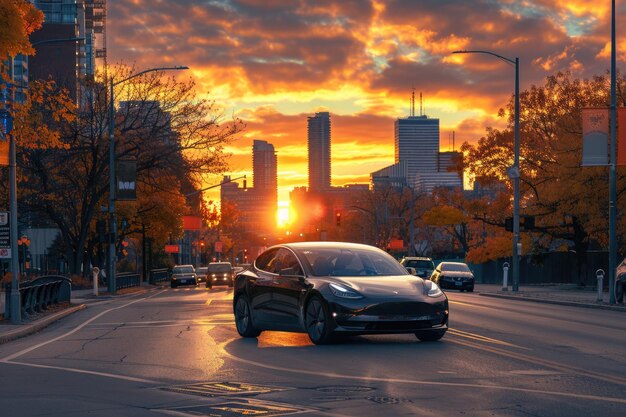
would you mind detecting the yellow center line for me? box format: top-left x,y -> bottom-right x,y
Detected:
448,337 -> 626,387
449,299 -> 490,309
448,328 -> 530,350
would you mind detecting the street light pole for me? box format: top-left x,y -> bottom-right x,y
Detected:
107,66 -> 188,294
453,50 -> 521,292
608,0 -> 617,304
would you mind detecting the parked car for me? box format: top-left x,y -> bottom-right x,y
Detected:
195,266 -> 208,283
400,256 -> 435,278
617,256 -> 626,303
170,265 -> 198,288
233,242 -> 449,345
206,262 -> 235,289
430,262 -> 475,292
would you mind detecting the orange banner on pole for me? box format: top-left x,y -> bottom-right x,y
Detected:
582,108 -> 609,166
182,216 -> 202,230
618,108 -> 626,165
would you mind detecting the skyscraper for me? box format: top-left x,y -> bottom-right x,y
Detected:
308,111 -> 331,191
30,1 -> 107,101
253,139 -> 277,192
395,115 -> 439,185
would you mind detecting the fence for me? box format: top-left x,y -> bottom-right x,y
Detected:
3,275 -> 72,320
469,251 -> 610,287
149,269 -> 169,285
115,272 -> 141,291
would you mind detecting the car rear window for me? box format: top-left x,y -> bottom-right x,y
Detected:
405,260 -> 434,269
173,266 -> 194,274
208,264 -> 232,273
442,263 -> 470,272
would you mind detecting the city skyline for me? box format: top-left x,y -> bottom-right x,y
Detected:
104,1 -> 626,204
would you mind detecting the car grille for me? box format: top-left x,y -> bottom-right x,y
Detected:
360,301 -> 445,316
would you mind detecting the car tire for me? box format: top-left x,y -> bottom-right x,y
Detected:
170,282 -> 176,289
415,330 -> 446,342
305,295 -> 334,345
206,282 -> 212,289
467,286 -> 474,293
234,296 -> 261,337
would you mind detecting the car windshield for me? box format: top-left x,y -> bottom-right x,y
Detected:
196,267 -> 208,274
442,263 -> 471,272
404,260 -> 433,269
208,264 -> 232,273
173,266 -> 194,274
297,247 -> 409,277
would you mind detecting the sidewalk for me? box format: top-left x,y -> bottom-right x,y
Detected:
476,283 -> 626,312
0,283 -> 159,345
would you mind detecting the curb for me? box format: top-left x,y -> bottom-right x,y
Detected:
479,292 -> 626,312
0,304 -> 87,345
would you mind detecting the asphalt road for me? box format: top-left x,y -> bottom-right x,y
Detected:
0,286 -> 625,417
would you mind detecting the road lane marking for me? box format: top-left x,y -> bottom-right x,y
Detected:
221,345 -> 626,405
0,290 -> 165,363
449,299 -> 491,309
447,328 -> 530,350
448,337 -> 626,386
4,360 -> 157,384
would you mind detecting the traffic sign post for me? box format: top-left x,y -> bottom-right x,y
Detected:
0,211 -> 11,259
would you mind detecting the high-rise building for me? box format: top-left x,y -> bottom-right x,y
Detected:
308,111 -> 331,191
395,115 -> 439,185
30,1 -> 107,101
253,139 -> 277,192
371,99 -> 462,194
221,140 -> 278,236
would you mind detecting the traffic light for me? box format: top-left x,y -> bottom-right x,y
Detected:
335,210 -> 341,227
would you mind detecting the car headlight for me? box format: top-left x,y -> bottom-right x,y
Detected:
424,281 -> 443,297
329,283 -> 363,299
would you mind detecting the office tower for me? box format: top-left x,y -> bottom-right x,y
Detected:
30,1 -> 107,101
394,114 -> 439,185
221,140 -> 278,236
252,140 -> 277,192
308,111 -> 331,191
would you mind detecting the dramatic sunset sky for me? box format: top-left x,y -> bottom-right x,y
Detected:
107,0 -> 625,213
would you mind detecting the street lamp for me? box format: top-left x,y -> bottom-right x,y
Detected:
453,49 -> 521,292
107,66 -> 188,294
608,0 -> 617,304
6,37 -> 84,323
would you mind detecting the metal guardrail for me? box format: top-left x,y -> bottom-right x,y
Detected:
149,269 -> 169,285
116,272 -> 140,291
4,275 -> 72,320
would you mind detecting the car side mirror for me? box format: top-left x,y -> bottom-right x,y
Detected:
405,267 -> 417,276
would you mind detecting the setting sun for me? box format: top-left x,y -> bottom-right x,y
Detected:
277,202 -> 290,228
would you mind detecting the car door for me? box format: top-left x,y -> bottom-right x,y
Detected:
270,248 -> 306,329
246,248 -> 279,324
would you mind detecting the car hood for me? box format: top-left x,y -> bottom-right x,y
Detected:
326,276 -> 427,297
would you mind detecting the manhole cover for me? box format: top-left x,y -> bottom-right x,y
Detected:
314,385 -> 375,393
310,396 -> 353,402
162,381 -> 289,397
365,396 -> 412,404
156,400 -> 304,416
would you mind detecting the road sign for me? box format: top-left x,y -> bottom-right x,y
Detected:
0,211 -> 10,259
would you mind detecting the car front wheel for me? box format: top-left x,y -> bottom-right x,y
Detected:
415,330 -> 446,342
305,295 -> 334,345
234,296 -> 261,337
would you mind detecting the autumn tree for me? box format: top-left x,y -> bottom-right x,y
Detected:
461,71 -> 626,273
0,0 -> 43,62
12,65 -> 243,274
